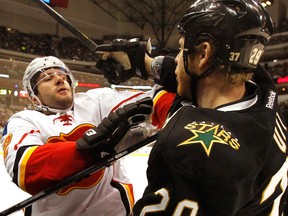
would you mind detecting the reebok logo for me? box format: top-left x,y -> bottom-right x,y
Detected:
266,90 -> 276,109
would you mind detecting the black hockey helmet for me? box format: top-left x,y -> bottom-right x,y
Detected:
178,0 -> 274,73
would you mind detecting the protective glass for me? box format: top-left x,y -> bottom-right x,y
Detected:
32,68 -> 68,90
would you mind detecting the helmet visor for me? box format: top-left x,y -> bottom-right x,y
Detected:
31,67 -> 73,91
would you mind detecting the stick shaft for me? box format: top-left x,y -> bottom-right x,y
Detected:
0,134 -> 157,215
32,0 -> 98,52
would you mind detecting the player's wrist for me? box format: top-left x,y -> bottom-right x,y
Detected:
145,55 -> 154,77
151,56 -> 165,83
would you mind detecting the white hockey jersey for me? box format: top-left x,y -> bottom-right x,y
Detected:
2,87 -> 151,216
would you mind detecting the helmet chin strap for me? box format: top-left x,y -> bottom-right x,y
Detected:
183,49 -> 223,106
33,96 -> 73,114
35,103 -> 73,114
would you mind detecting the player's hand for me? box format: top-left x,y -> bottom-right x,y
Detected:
95,38 -> 151,84
76,97 -> 153,162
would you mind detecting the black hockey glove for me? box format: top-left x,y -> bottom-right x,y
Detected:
95,38 -> 149,84
76,97 -> 153,162
152,56 -> 178,93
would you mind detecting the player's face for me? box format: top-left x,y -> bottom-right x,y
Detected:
34,68 -> 74,110
175,37 -> 192,98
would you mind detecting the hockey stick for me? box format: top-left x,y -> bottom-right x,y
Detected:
32,0 -> 99,53
32,0 -> 137,54
0,134 -> 157,216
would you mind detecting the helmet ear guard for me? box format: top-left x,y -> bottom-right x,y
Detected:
178,0 -> 274,73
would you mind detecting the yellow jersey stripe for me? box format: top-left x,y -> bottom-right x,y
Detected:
153,90 -> 168,106
19,146 -> 38,191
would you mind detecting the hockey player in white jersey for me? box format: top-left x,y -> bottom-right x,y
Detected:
1,56 -> 154,216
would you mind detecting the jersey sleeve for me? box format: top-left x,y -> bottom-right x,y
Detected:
151,88 -> 176,129
21,142 -> 95,195
150,55 -> 177,128
2,116 -> 95,195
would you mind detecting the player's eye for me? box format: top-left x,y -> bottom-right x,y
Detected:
44,71 -> 67,81
42,75 -> 52,81
57,73 -> 67,80
33,71 -> 67,89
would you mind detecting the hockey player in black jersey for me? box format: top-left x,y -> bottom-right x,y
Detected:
96,0 -> 288,215
131,0 -> 288,215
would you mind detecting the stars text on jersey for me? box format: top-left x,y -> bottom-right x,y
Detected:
178,121 -> 240,156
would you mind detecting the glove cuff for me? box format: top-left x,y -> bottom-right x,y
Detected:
127,42 -> 148,80
151,56 -> 165,83
152,56 -> 178,93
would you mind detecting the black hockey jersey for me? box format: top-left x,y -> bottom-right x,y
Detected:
133,66 -> 288,216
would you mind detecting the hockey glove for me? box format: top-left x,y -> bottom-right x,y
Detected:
95,38 -> 150,84
76,97 -> 153,162
152,56 -> 178,93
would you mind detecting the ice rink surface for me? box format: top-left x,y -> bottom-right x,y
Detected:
0,146 -> 151,216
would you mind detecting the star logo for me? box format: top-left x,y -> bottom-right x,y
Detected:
178,124 -> 230,156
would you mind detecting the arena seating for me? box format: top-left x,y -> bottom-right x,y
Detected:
0,25 -> 287,127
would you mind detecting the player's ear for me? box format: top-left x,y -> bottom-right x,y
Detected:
198,42 -> 211,69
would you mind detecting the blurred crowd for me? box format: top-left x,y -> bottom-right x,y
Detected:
0,24 -> 288,129
0,26 -> 103,62
0,106 -> 14,129
0,96 -> 33,128
1,24 -> 287,62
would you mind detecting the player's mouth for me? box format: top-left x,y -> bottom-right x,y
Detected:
57,87 -> 69,93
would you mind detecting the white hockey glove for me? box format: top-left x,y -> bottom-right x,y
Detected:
95,38 -> 151,84
76,97 -> 153,162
